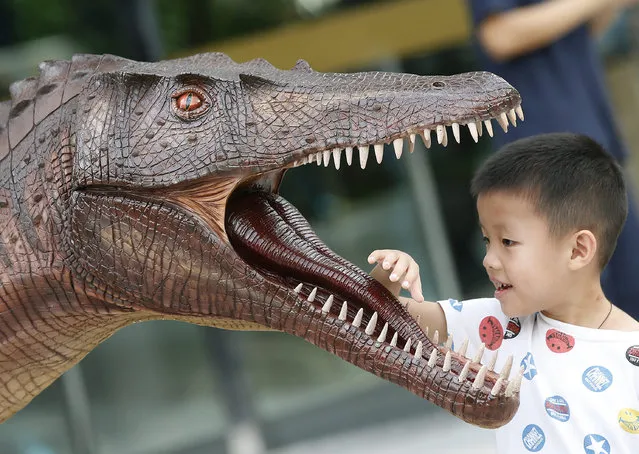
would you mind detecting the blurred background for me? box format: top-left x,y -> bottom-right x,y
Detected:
1,0 -> 639,453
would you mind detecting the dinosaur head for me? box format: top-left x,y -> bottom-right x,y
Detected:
64,53 -> 522,428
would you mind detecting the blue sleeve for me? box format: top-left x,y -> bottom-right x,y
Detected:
468,0 -> 520,27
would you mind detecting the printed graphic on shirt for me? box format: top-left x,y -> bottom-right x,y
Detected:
618,408 -> 639,434
521,424 -> 545,452
448,298 -> 463,312
479,315 -> 503,350
583,434 -> 610,454
626,345 -> 639,367
504,317 -> 521,339
544,395 -> 570,422
545,329 -> 575,353
582,366 -> 613,392
520,352 -> 538,380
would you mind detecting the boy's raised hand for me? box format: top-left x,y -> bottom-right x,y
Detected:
368,249 -> 425,303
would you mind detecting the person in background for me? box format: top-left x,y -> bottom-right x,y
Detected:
468,0 -> 639,319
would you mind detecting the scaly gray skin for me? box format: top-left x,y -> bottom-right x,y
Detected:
0,53 -> 523,427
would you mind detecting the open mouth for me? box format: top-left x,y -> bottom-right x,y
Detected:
219,105 -> 524,428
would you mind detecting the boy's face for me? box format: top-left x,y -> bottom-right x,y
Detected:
477,191 -> 572,317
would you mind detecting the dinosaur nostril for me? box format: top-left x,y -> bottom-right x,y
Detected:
432,81 -> 445,88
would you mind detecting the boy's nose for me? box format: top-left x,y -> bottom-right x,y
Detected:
483,250 -> 501,270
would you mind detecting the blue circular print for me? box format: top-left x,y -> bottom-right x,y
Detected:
544,395 -> 570,422
582,366 -> 613,392
583,433 -> 610,454
522,424 -> 545,452
520,352 -> 538,380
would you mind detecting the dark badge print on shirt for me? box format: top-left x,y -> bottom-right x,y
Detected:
504,317 -> 521,339
545,329 -> 575,353
479,316 -> 504,350
626,345 -> 639,367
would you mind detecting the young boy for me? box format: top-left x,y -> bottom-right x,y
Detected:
369,133 -> 639,453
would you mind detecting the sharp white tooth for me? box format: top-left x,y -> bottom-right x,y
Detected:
473,343 -> 486,363
452,122 -> 461,143
428,348 -> 438,367
374,143 -> 384,164
294,283 -> 303,293
359,145 -> 369,169
321,295 -> 334,313
316,152 -> 322,165
408,133 -> 416,153
422,129 -> 431,148
472,365 -> 488,390
476,120 -> 483,137
377,322 -> 388,342
307,287 -> 317,302
353,308 -> 364,328
467,122 -> 479,143
323,150 -> 331,167
498,113 -> 509,132
457,338 -> 469,357
432,330 -> 439,345
332,148 -> 341,170
338,301 -> 348,320
515,105 -> 524,121
487,350 -> 498,371
424,325 -> 429,337
443,351 -> 452,372
458,361 -> 471,383
500,355 -> 513,380
490,377 -> 504,396
505,367 -> 524,397
390,332 -> 398,347
365,311 -> 378,335
415,341 -> 423,359
403,338 -> 412,352
345,146 -> 353,166
507,109 -> 517,126
484,119 -> 494,137
445,334 -> 453,349
436,125 -> 446,144
393,138 -> 403,159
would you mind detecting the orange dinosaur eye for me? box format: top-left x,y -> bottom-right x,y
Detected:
175,91 -> 203,111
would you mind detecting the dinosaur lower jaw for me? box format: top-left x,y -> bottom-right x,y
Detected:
224,188 -> 522,428
225,189 -> 424,350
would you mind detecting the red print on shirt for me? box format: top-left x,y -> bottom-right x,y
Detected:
545,329 -> 575,353
479,316 -> 504,350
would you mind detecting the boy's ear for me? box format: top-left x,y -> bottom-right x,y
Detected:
568,229 -> 597,270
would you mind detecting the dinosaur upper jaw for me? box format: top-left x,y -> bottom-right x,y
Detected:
211,105 -> 525,429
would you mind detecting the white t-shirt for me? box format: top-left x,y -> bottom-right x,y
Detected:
438,297 -> 639,454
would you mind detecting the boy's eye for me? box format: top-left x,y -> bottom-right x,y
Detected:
502,238 -> 514,247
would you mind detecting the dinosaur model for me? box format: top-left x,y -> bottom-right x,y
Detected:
0,52 -> 524,428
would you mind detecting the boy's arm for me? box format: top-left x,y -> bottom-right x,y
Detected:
369,250 -> 448,343
474,0 -> 637,61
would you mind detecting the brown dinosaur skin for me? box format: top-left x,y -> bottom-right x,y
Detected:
0,53 -> 522,427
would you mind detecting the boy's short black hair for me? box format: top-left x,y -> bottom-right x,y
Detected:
471,132 -> 627,268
